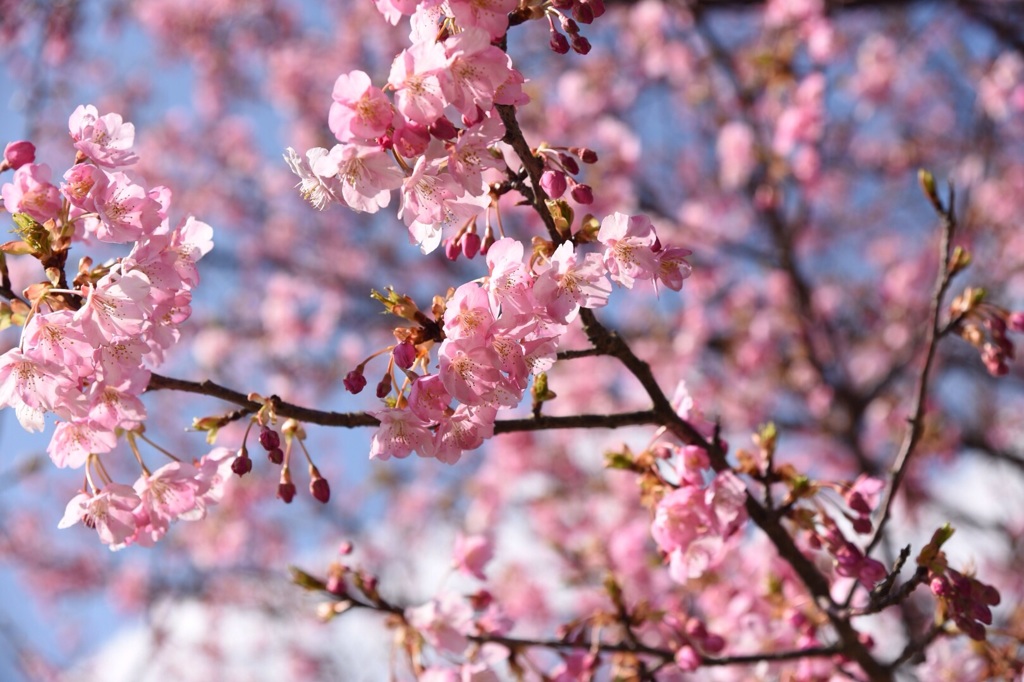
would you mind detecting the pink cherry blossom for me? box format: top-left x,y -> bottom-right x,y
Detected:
58,484 -> 141,548
73,271 -> 153,341
47,420 -> 118,469
369,408 -> 434,460
406,593 -> 475,654
453,533 -> 494,579
134,461 -> 210,531
433,404 -> 496,463
310,142 -> 404,214
408,373 -> 454,423
444,282 -> 496,341
328,70 -> 395,142
388,41 -> 448,125
443,29 -> 514,117
532,241 -> 611,323
597,212 -> 660,289
68,104 -> 138,167
1,163 -> 62,223
447,0 -> 517,40
92,171 -> 163,242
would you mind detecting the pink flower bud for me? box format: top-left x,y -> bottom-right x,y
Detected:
674,645 -> 700,672
326,572 -> 347,596
1009,312 -> 1024,332
930,576 -> 949,597
540,170 -> 567,198
344,370 -> 367,394
702,634 -> 725,654
3,140 -> 36,170
461,232 -> 481,259
393,341 -> 417,370
445,237 -> 461,261
570,182 -> 594,204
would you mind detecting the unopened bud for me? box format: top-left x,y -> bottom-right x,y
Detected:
231,450 -> 252,477
570,182 -> 594,204
549,30 -> 570,55
540,170 -> 567,198
571,35 -> 592,55
558,153 -> 580,175
461,232 -> 481,259
428,116 -> 458,141
393,341 -> 417,370
259,427 -> 281,451
278,480 -> 296,503
344,369 -> 367,394
571,147 -> 598,164
310,466 -> 330,503
444,237 -> 461,261
3,141 -> 36,170
572,1 -> 594,24
267,447 -> 284,465
375,375 -> 391,399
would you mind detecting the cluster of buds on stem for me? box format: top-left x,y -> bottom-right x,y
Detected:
545,0 -> 605,54
538,144 -> 598,205
918,525 -> 1001,641
950,286 -> 1024,376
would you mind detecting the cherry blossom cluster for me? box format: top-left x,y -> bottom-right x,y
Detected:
349,212 -> 689,465
285,23 -> 527,254
0,105 -> 216,548
650,445 -> 749,583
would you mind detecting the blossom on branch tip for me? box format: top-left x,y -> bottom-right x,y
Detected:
68,105 -> 138,168
59,484 -> 141,548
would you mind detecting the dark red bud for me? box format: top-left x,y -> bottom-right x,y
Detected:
375,375 -> 391,399
259,427 -> 281,451
572,2 -> 594,24
558,153 -> 580,175
429,116 -> 459,141
549,31 -> 570,55
231,452 -> 252,477
311,477 -> 331,504
277,481 -> 296,503
267,447 -> 284,465
572,147 -> 598,163
344,370 -> 367,394
570,183 -> 594,204
571,34 -> 592,55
